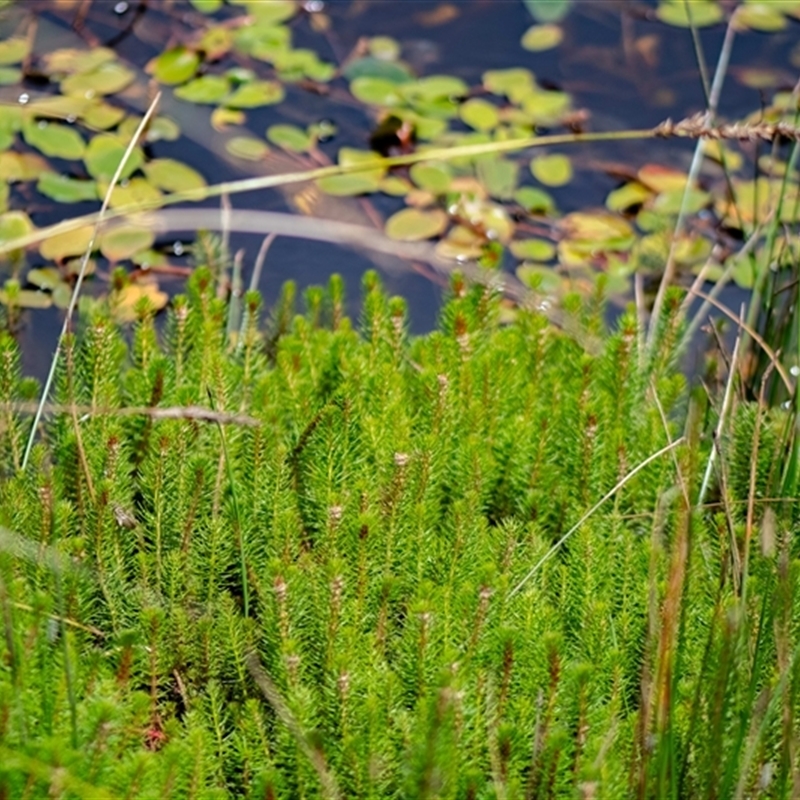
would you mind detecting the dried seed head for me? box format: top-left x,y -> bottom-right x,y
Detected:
337,672 -> 350,695
329,505 -> 343,523
273,576 -> 287,601
394,452 -> 409,468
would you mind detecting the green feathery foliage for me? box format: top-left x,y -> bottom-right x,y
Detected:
0,270 -> 798,799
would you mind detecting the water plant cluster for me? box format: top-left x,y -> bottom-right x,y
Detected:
0,265 -> 798,798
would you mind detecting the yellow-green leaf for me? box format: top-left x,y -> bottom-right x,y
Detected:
174,75 -> 230,104
23,120 -> 85,160
61,61 -> 136,97
84,133 -> 144,181
521,23 -> 563,52
39,224 -> 95,261
509,238 -> 556,261
0,211 -> 34,248
266,123 -> 312,152
226,136 -> 270,160
606,182 -> 652,212
0,37 -> 29,66
530,153 -> 572,187
149,46 -> 200,85
37,173 -> 98,203
316,173 -> 383,196
144,158 -> 207,193
656,0 -> 723,27
735,3 -> 788,31
385,207 -> 448,241
459,98 -> 500,132
410,161 -> 453,194
225,80 -> 284,108
99,225 -> 156,262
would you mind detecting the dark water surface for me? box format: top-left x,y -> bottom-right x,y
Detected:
5,0 -> 798,376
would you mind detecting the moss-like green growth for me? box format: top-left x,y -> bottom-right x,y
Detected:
0,272 -> 797,798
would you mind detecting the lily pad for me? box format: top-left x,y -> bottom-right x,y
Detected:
27,267 -> 62,290
637,164 -> 688,193
84,134 -> 144,181
605,182 -> 652,212
350,76 -> 405,106
211,107 -> 246,130
410,161 -> 453,194
656,0 -> 723,27
459,98 -> 500,131
435,225 -> 485,260
224,80 -> 285,108
402,75 -> 469,103
0,211 -> 34,249
530,153 -> 572,187
148,46 -> 200,85
61,61 -> 136,97
0,37 -> 29,66
0,151 -> 51,182
0,67 -> 21,85
99,225 -> 156,262
521,23 -> 564,52
509,238 -> 556,261
476,156 -> 519,200
514,186 -> 555,214
562,211 -> 635,248
652,187 -> 711,215
246,0 -> 297,25
343,56 -> 413,84
190,0 -> 224,11
39,224 -> 95,261
0,286 -> 53,309
199,26 -> 233,59
734,3 -> 788,31
521,90 -> 571,125
106,178 -> 162,210
112,282 -> 169,322
174,75 -> 230,103
37,173 -> 99,203
23,120 -> 86,160
266,124 -> 313,152
517,263 -> 562,293
483,68 -> 536,104
316,173 -> 384,196
523,0 -> 572,23
226,136 -> 270,160
368,36 -> 401,61
385,207 -> 448,241
379,176 -> 412,196
82,101 -> 127,130
144,159 -> 207,193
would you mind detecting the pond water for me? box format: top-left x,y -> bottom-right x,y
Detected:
1,0 -> 799,378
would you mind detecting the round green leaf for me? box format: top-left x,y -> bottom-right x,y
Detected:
0,37 -> 29,66
509,238 -> 556,261
458,98 -> 500,131
368,36 -> 401,61
514,186 -> 555,213
224,80 -> 284,108
149,46 -> 200,85
174,75 -> 230,103
84,133 -> 144,181
81,101 -> 127,130
410,161 -> 452,194
0,211 -> 34,248
190,0 -> 223,13
37,173 -> 98,203
27,267 -> 62,290
99,225 -> 156,262
39,225 -> 95,261
476,156 -> 519,200
107,178 -> 162,210
530,153 -> 573,187
402,75 -> 469,103
23,120 -> 85,160
606,182 -> 652,212
266,124 -> 313,152
521,23 -> 564,52
483,68 -> 536,104
226,136 -> 270,160
247,0 -> 296,25
316,173 -> 383,196
350,76 -> 405,106
385,207 -> 448,241
656,0 -> 723,27
342,56 -> 412,83
516,263 -> 561,293
521,90 -> 571,125
735,3 -> 788,31
144,158 -> 206,193
0,66 -> 21,85
523,0 -> 572,23
61,61 -> 136,97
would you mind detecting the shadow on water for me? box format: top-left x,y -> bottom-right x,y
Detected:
3,0 -> 799,378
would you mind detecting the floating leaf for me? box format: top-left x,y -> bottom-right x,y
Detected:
61,61 -> 136,97
385,207 -> 448,241
84,133 -> 143,181
521,24 -> 563,52
562,211 -> 635,249
316,173 -> 383,196
266,124 -> 313,152
174,75 -> 230,103
476,156 -> 519,200
0,287 -> 53,309
653,187 -> 711,215
523,0 -> 572,23
521,90 -> 571,125
226,136 -> 270,160
483,68 -> 536,104
27,267 -> 62,290
379,176 -> 412,196
247,0 -> 296,25
0,37 -> 29,66
144,159 -> 207,193
23,119 -> 85,160
52,282 -> 72,309
190,0 -> 223,11
211,107 -> 246,130
517,263 -> 562,292
368,36 -> 401,61
112,282 -> 169,322
656,0 -> 723,27
148,46 -> 200,85
0,67 -> 21,85
606,182 -> 652,212
343,56 -> 413,83
637,164 -> 688,193
199,26 -> 233,59
514,186 -> 555,214
106,178 -> 162,210
99,225 -> 156,262
510,238 -> 556,261
0,211 -> 34,248
703,140 -> 744,172
225,80 -> 284,108
0,182 -> 7,213
459,98 -> 500,131
0,151 -> 51,182
402,75 -> 469,103
350,76 -> 405,106
81,101 -> 127,130
530,153 -> 572,187
410,161 -> 453,194
734,3 -> 788,31
43,47 -> 116,75
435,225 -> 485,260
39,224 -> 95,261
37,173 -> 98,203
